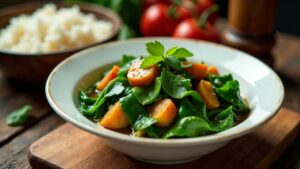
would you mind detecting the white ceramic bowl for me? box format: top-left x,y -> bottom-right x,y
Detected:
46,38 -> 284,164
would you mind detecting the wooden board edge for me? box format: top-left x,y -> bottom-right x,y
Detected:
28,144 -> 62,169
256,109 -> 300,169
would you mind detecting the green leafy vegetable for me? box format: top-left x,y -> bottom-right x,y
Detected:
213,106 -> 234,131
134,115 -> 157,131
207,74 -> 233,88
118,55 -> 135,77
79,91 -> 97,105
166,46 -> 178,56
104,82 -> 124,97
133,77 -> 161,105
161,69 -> 187,98
80,77 -> 126,116
215,80 -> 250,112
6,105 -> 32,126
141,56 -> 163,69
164,116 -> 213,138
120,93 -> 158,137
167,57 -> 181,71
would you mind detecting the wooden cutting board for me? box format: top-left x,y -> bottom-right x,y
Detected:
28,108 -> 300,169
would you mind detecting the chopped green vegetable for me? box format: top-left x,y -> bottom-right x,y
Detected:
164,116 -> 213,138
133,77 -> 161,105
215,80 -> 250,112
161,69 -> 187,99
6,105 -> 32,126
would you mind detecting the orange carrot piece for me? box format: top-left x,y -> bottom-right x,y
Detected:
207,66 -> 219,75
127,59 -> 159,86
97,65 -> 120,91
149,99 -> 177,127
99,102 -> 129,130
184,63 -> 208,80
197,80 -> 220,109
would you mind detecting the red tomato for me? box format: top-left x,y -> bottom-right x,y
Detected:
172,18 -> 220,43
140,4 -> 180,36
196,0 -> 218,23
143,0 -> 171,10
177,6 -> 193,20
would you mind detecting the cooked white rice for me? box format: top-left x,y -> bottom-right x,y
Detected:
0,3 -> 113,53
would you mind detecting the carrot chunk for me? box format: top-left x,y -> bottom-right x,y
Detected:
184,63 -> 208,80
207,66 -> 219,75
97,65 -> 120,91
127,59 -> 159,86
149,99 -> 177,127
197,80 -> 220,109
99,102 -> 129,130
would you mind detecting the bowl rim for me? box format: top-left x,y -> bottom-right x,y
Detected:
0,1 -> 122,57
46,37 -> 284,146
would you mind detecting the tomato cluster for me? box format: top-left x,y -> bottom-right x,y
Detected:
140,0 -> 220,43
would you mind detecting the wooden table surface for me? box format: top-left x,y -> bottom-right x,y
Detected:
0,32 -> 300,169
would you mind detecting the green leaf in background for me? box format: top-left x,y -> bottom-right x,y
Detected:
6,105 -> 32,126
133,77 -> 161,105
118,24 -> 135,40
146,41 -> 165,56
173,48 -> 193,58
141,56 -> 163,69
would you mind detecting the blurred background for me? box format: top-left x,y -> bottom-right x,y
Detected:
1,0 -> 299,36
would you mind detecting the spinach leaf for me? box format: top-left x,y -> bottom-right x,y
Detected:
215,80 -> 250,112
164,107 -> 235,138
6,105 -> 32,126
79,91 -> 97,105
212,106 -> 235,131
132,77 -> 161,105
206,74 -> 233,88
80,77 -> 126,116
104,82 -> 124,97
167,57 -> 181,71
161,69 -> 187,99
120,93 -> 158,137
181,79 -> 192,90
164,116 -> 214,138
182,91 -> 207,119
118,55 -> 135,77
134,115 -> 157,131
178,98 -> 198,119
172,48 -> 193,58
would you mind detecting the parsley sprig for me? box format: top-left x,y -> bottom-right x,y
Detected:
141,41 -> 194,70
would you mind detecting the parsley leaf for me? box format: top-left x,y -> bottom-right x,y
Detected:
173,48 -> 193,58
166,47 -> 178,56
146,41 -> 165,56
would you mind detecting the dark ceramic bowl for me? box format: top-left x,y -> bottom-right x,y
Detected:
0,1 -> 121,83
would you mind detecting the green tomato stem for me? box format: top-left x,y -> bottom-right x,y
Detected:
198,4 -> 219,29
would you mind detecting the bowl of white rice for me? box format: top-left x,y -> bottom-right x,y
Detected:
0,2 -> 121,83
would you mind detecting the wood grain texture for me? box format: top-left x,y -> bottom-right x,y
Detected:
28,108 -> 300,169
0,113 -> 64,167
